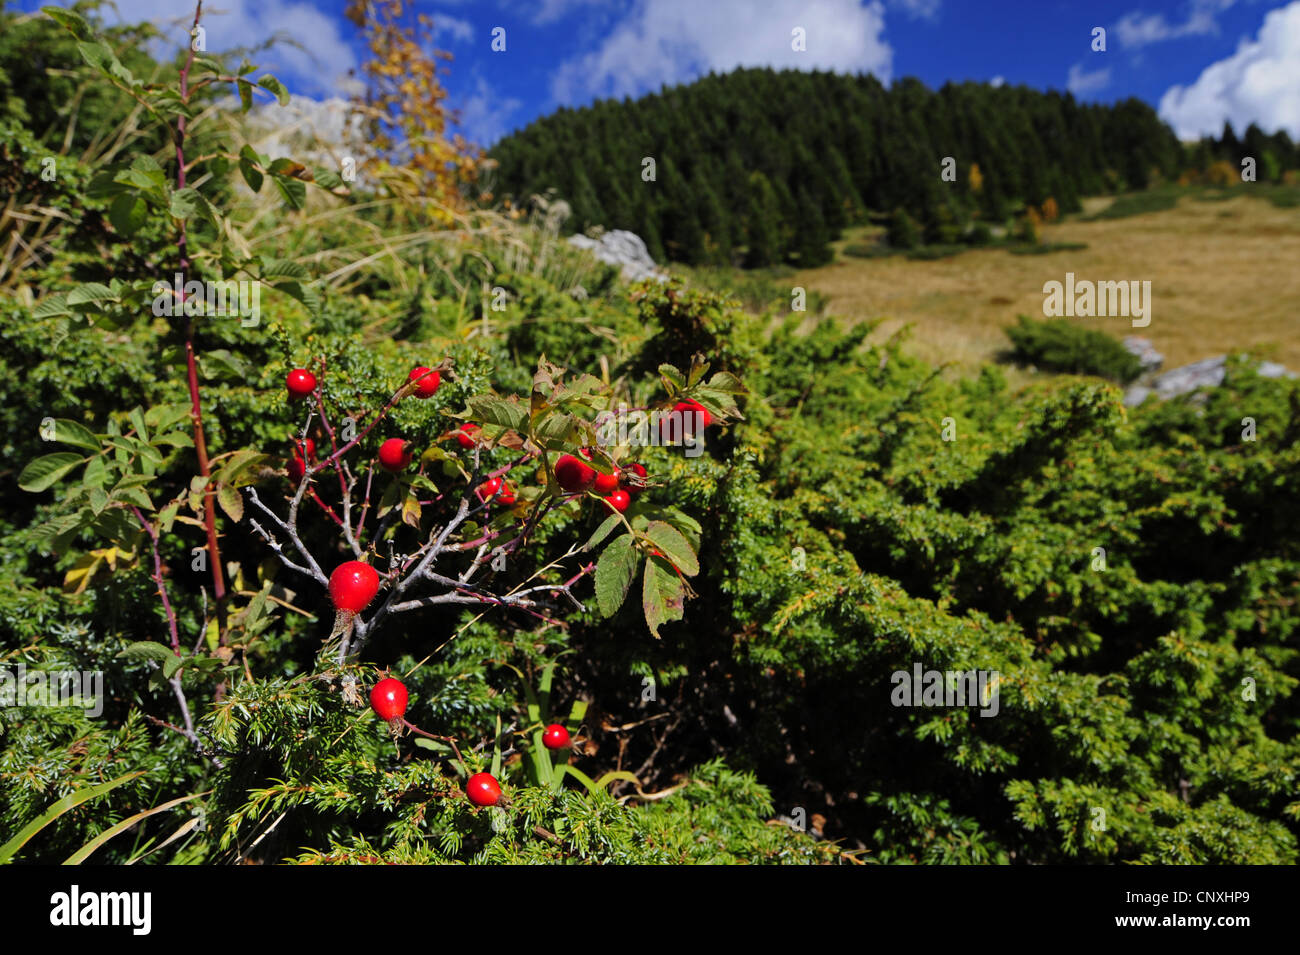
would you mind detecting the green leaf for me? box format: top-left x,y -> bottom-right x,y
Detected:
50,419 -> 99,450
643,521 -> 699,576
217,484 -> 243,522
467,395 -> 529,432
641,555 -> 685,638
82,455 -> 108,489
117,641 -> 174,664
260,259 -> 308,280
238,145 -> 263,190
109,193 -> 148,236
0,771 -> 145,865
32,294 -> 71,319
257,74 -> 290,106
658,363 -> 687,392
595,534 -> 639,618
42,6 -> 92,40
311,166 -> 347,191
19,452 -> 86,492
116,485 -> 154,512
585,513 -> 622,552
236,78 -> 253,114
271,281 -> 321,316
66,283 -> 116,306
144,402 -> 193,432
271,174 -> 306,210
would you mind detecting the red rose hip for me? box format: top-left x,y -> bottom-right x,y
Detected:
287,454 -> 306,484
378,438 -> 412,472
329,561 -> 380,613
466,772 -> 502,807
370,677 -> 408,723
455,423 -> 480,449
621,462 -> 647,495
286,368 -> 317,399
408,366 -> 440,398
593,469 -> 620,495
604,489 -> 631,513
554,453 -> 596,492
542,723 -> 570,750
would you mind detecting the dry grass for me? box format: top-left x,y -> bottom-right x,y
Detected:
794,192 -> 1300,376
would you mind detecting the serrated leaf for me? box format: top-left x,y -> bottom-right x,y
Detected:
595,534 -> 638,618
145,402 -> 193,432
271,280 -> 321,316
217,484 -> 243,522
162,654 -> 184,679
642,555 -> 685,638
257,74 -> 289,106
19,452 -> 86,492
643,521 -> 699,576
67,283 -> 116,306
271,174 -> 305,210
82,455 -> 107,489
585,513 -> 622,552
116,485 -> 154,512
49,419 -> 99,450
260,259 -> 307,280
658,364 -> 686,392
42,6 -> 92,39
117,641 -> 174,663
238,144 -> 263,190
467,395 -> 529,432
109,193 -> 148,236
33,294 -> 72,319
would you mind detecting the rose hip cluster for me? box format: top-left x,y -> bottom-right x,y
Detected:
365,669 -> 571,809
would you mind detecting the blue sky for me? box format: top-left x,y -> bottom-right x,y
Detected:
16,0 -> 1300,146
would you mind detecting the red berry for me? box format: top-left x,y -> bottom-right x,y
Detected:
286,368 -> 317,399
329,561 -> 380,613
370,678 -> 408,722
676,400 -> 712,429
497,483 -> 516,505
605,489 -> 631,513
287,454 -> 306,484
593,469 -> 620,495
478,476 -> 501,500
542,723 -> 570,750
378,438 -> 412,472
455,423 -> 480,449
659,400 -> 711,443
408,366 -> 440,398
466,772 -> 501,807
555,453 -> 596,492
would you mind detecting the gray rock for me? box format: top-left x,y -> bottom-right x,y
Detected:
568,230 -> 667,283
1123,355 -> 1298,406
1152,356 -> 1227,398
1122,336 -> 1163,373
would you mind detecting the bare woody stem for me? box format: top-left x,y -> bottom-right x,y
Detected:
174,0 -> 229,650
401,719 -> 468,777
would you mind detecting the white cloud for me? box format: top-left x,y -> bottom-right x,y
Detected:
1115,0 -> 1236,49
455,76 -> 524,148
432,14 -> 475,44
42,0 -> 358,98
550,0 -> 892,104
1159,1 -> 1300,138
533,0 -> 612,26
890,0 -> 941,20
1067,61 -> 1111,95
990,75 -> 1005,88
